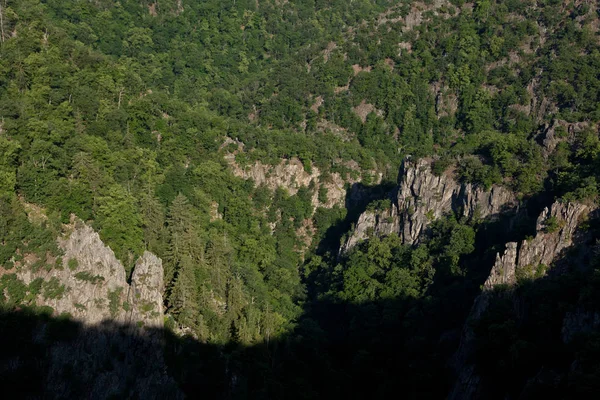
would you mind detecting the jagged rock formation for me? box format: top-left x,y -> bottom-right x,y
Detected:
539,119 -> 591,158
449,201 -> 589,400
483,242 -> 518,289
482,202 -> 588,290
227,155 -> 381,209
341,157 -> 516,253
17,218 -> 165,329
518,202 -> 588,271
341,207 -> 401,252
128,251 -> 165,332
8,218 -> 180,399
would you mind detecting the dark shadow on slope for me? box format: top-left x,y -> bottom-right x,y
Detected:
313,180 -> 397,256
451,212 -> 600,400
3,241 -> 600,400
0,308 -> 183,399
3,212 -> 600,400
0,292 -> 460,399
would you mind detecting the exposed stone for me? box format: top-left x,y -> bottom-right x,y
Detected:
377,0 -> 450,31
432,83 -> 458,118
16,218 -> 166,330
227,157 -> 380,210
481,202 -> 588,291
340,207 -> 400,253
209,201 -> 223,222
519,202 -> 588,270
341,157 -> 516,253
310,95 -> 323,113
128,251 -> 164,331
9,217 -> 180,399
352,99 -> 383,123
539,119 -> 589,158
450,201 -> 589,399
351,64 -> 372,76
322,41 -> 337,62
484,242 -> 518,289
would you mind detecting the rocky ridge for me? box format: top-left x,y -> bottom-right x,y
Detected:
17,217 -> 165,331
483,201 -> 588,289
450,201 -> 589,400
341,157 -> 517,253
227,154 -> 381,210
6,216 -> 179,399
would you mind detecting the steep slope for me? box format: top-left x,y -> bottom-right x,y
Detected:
15,216 -> 165,331
1,215 -> 178,399
450,200 -> 589,399
341,157 -> 516,252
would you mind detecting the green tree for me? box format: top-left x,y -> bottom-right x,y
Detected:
96,184 -> 144,272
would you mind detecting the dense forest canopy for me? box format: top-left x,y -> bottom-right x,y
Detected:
1,0 -> 600,398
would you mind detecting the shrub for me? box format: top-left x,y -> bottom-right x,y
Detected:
108,288 -> 123,318
43,277 -> 66,300
68,258 -> 79,271
544,216 -> 564,233
74,271 -> 105,284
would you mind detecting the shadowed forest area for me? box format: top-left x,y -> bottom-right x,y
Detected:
3,209 -> 600,400
3,267 -> 600,399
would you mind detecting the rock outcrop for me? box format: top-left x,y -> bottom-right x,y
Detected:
483,242 -> 518,289
17,218 -> 165,329
341,157 -> 516,253
482,201 -> 588,290
226,154 -> 381,210
128,251 -> 165,331
9,218 -> 179,399
341,206 -> 401,252
449,201 -> 588,400
539,119 -> 590,158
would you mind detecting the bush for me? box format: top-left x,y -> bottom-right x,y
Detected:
74,271 -> 105,284
42,278 -> 66,300
544,216 -> 564,233
68,258 -> 79,271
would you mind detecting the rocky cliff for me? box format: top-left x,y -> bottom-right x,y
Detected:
17,217 -> 165,330
341,157 -> 516,253
226,153 -> 381,210
6,217 -> 179,399
449,201 -> 589,400
482,201 -> 588,289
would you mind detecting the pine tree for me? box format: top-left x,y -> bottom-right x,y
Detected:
168,255 -> 200,330
139,190 -> 166,254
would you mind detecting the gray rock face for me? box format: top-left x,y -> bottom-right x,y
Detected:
341,157 -> 516,253
17,219 -> 166,329
340,207 -> 401,253
482,202 -> 588,290
11,218 -> 180,399
129,251 -> 165,332
449,201 -> 588,400
518,202 -> 588,270
540,119 -> 589,158
483,242 -> 518,289
227,156 -> 381,210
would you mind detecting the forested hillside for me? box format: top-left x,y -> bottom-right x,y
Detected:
1,0 -> 600,398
